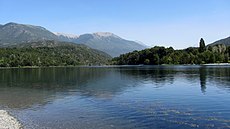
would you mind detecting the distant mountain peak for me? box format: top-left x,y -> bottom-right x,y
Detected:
3,22 -> 47,31
93,32 -> 120,38
4,22 -> 18,26
0,22 -> 58,45
54,32 -> 79,39
3,22 -> 28,27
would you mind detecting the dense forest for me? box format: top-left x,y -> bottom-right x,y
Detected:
0,42 -> 111,67
1,39 -> 230,67
112,38 -> 230,65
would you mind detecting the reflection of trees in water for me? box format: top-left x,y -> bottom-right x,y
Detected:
119,66 -> 230,93
0,67 -> 110,109
0,67 -> 140,109
0,67 -> 106,89
199,67 -> 207,93
0,66 -> 229,109
204,66 -> 230,90
197,66 -> 230,93
119,66 -> 201,87
118,66 -> 176,87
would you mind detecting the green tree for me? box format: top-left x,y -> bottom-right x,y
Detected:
153,54 -> 160,65
209,53 -> 216,63
199,38 -> 206,53
112,43 -> 229,65
144,59 -> 150,65
224,53 -> 229,63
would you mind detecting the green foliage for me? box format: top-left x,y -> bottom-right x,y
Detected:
199,38 -> 206,53
144,59 -> 150,65
112,44 -> 230,65
0,45 -> 111,67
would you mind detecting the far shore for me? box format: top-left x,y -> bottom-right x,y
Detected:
0,63 -> 230,69
201,63 -> 230,66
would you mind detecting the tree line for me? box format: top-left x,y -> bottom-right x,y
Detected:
0,45 -> 110,67
112,38 -> 230,65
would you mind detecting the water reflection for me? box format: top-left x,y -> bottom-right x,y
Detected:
118,66 -> 176,87
0,67 -> 109,109
199,67 -> 207,93
0,66 -> 230,129
199,66 -> 230,91
119,66 -> 230,93
0,66 -> 230,110
0,67 -> 140,109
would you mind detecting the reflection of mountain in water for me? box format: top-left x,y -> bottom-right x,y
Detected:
0,66 -> 229,110
0,67 -> 138,109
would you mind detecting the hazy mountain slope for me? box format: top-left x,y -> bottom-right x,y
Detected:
72,32 -> 147,57
0,22 -> 58,46
208,36 -> 230,46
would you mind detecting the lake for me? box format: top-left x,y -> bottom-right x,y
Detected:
0,66 -> 230,129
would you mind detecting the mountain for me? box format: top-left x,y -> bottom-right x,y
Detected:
0,22 -> 58,46
136,41 -> 149,48
208,36 -> 230,46
0,22 -> 147,57
0,40 -> 111,67
69,32 -> 147,57
54,32 -> 79,42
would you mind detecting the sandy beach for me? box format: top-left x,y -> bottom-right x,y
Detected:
0,110 -> 22,129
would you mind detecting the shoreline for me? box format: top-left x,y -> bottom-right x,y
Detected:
0,110 -> 22,129
201,63 -> 230,66
0,63 -> 229,69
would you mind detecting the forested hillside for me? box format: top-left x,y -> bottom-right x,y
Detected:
0,41 -> 111,67
112,39 -> 230,65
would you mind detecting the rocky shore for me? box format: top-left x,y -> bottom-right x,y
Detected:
0,110 -> 22,129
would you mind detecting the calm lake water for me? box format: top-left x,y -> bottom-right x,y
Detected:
0,66 -> 230,129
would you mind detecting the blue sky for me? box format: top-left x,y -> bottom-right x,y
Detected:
0,0 -> 230,49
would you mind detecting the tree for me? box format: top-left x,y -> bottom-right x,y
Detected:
111,43 -> 229,65
199,38 -> 206,53
153,54 -> 160,65
144,59 -> 150,65
210,53 -> 216,63
228,46 -> 230,55
224,53 -> 229,63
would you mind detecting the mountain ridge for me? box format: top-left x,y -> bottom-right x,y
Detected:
61,32 -> 147,57
208,36 -> 230,46
0,22 -> 147,57
54,32 -> 79,39
0,22 -> 57,45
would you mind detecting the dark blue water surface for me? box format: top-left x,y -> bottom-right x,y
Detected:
0,66 -> 230,129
